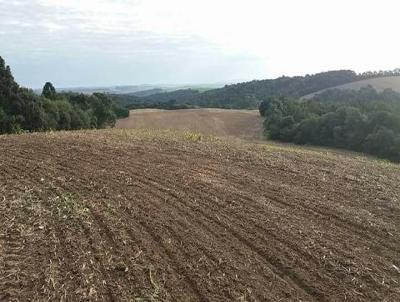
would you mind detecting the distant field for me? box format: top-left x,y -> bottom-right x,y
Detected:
302,76 -> 400,99
116,108 -> 264,140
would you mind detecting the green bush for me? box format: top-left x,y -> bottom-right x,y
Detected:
262,89 -> 400,162
0,56 -> 126,134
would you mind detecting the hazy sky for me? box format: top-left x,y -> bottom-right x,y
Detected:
1,0 -> 399,88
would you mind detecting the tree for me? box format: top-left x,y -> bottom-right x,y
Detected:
91,93 -> 116,127
55,100 -> 72,130
0,107 -> 6,133
294,117 -> 319,144
0,57 -> 125,134
332,107 -> 366,149
367,111 -> 400,133
391,136 -> 400,162
259,100 -> 270,116
261,88 -> 400,162
364,127 -> 396,158
42,82 -> 57,100
0,56 -> 5,70
278,116 -> 296,141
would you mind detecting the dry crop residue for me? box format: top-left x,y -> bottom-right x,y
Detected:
116,109 -> 264,140
0,129 -> 399,301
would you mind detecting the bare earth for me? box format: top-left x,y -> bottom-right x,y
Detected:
0,129 -> 399,301
116,109 -> 264,140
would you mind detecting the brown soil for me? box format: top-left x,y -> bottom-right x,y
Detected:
116,109 -> 264,140
0,129 -> 399,301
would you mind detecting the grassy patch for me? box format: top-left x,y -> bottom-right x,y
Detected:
50,194 -> 90,223
183,131 -> 203,142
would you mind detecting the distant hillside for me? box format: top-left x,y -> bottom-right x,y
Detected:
34,85 -> 160,95
302,76 -> 400,99
113,70 -> 361,109
129,88 -> 164,97
37,82 -> 226,96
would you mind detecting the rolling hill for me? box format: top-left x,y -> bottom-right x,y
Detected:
112,70 -> 361,109
301,76 -> 400,99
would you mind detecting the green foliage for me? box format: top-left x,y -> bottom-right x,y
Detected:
113,70 -> 361,110
0,56 -> 128,134
358,69 -> 400,80
42,82 -> 57,100
259,99 -> 271,116
262,89 -> 400,162
91,93 -> 117,127
112,102 -> 129,118
112,89 -> 200,109
114,70 -> 400,111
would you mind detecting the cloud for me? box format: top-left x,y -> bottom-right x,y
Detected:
1,0 -> 263,87
0,0 -> 399,87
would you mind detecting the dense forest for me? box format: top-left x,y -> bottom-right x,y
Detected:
111,89 -> 200,109
0,56 -> 128,134
113,70 -> 361,109
196,70 -> 360,106
113,69 -> 400,110
358,69 -> 400,80
259,87 -> 400,162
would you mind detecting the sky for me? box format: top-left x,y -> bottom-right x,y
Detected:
0,0 -> 399,88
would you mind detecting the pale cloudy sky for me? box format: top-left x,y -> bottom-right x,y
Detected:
0,0 -> 399,88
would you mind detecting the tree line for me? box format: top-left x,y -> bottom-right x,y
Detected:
0,56 -> 128,134
358,69 -> 400,80
115,70 -> 368,110
259,87 -> 400,162
114,69 -> 400,111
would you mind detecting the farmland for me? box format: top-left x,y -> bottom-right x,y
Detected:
116,109 -> 264,140
0,129 -> 399,301
302,76 -> 400,99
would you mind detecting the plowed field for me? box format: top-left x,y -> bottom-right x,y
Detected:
116,109 -> 264,140
0,130 -> 399,301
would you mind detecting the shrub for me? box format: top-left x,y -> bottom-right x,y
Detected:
262,90 -> 400,162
